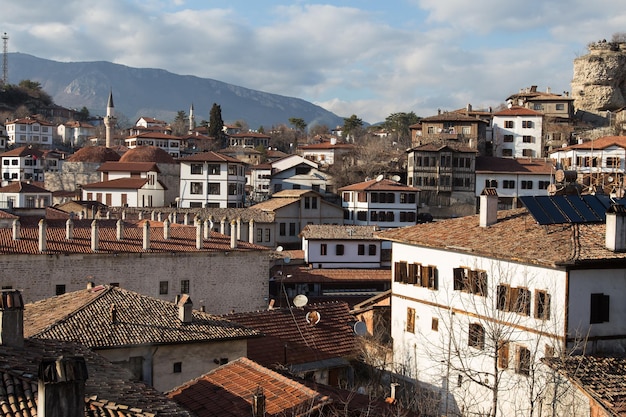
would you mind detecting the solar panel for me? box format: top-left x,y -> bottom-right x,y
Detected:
535,196 -> 569,224
518,196 -> 553,225
582,195 -> 610,221
564,195 -> 602,222
552,195 -> 585,223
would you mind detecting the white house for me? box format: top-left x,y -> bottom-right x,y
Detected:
298,138 -> 355,166
475,156 -> 554,209
270,160 -> 331,195
246,163 -> 272,204
492,106 -> 543,158
300,224 -> 383,269
549,135 -> 626,196
125,132 -> 182,158
0,181 -> 52,209
0,146 -> 44,183
178,151 -> 247,208
340,178 -> 419,229
227,132 -> 270,148
57,120 -> 96,147
376,193 -> 626,417
0,122 -> 7,151
5,117 -> 54,148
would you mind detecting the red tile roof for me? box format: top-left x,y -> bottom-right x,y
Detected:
0,146 -> 44,158
298,142 -> 355,150
0,181 -> 51,193
376,208 -> 626,267
168,357 -> 331,417
277,266 -> 391,284
97,161 -> 161,172
222,302 -> 358,369
421,112 -> 490,123
66,146 -> 121,163
179,151 -> 244,163
493,106 -> 543,116
339,178 -> 417,192
475,156 -> 554,174
119,145 -> 177,164
0,219 -> 268,255
82,177 -> 152,190
558,136 -> 626,151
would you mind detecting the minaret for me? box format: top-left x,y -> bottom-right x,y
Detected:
189,103 -> 196,134
104,90 -> 116,148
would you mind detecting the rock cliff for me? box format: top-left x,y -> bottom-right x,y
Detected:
572,41 -> 626,115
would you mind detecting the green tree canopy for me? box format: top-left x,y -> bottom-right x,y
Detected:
209,103 -> 225,146
343,114 -> 364,141
383,111 -> 420,148
288,117 -> 307,132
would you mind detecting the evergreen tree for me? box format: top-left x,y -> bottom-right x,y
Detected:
209,103 -> 225,147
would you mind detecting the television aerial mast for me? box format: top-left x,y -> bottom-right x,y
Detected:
1,32 -> 8,86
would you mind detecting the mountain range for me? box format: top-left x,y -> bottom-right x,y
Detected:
6,52 -> 345,129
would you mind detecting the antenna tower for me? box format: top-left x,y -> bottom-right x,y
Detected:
1,32 -> 8,86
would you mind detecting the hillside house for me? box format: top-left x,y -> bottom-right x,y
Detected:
0,145 -> 44,183
5,117 -> 54,148
492,106 -> 544,158
0,181 -> 52,209
376,193 -> 626,416
24,284 -> 259,392
57,120 -> 96,147
298,138 -> 355,166
125,132 -> 182,158
414,111 -> 490,153
228,131 -> 270,148
178,151 -> 247,208
340,178 -> 419,229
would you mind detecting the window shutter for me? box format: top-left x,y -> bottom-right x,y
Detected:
408,263 -> 417,284
421,266 -> 431,287
498,341 -> 509,369
453,268 -> 465,290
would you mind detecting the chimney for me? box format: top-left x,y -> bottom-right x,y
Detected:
91,220 -> 99,251
138,211 -> 144,220
204,217 -> 210,238
12,219 -> 20,240
252,386 -> 266,417
220,218 -> 226,235
110,304 -> 118,324
196,219 -> 203,249
249,219 -> 255,244
38,219 -> 47,252
38,356 -> 88,417
116,219 -> 124,240
606,204 -> 626,251
184,212 -> 190,225
230,220 -> 237,249
163,218 -> 170,240
479,188 -> 498,227
177,294 -> 193,324
236,217 -> 242,240
143,221 -> 150,250
66,218 -> 74,240
0,290 -> 24,347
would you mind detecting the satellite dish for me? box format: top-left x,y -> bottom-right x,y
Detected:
375,174 -> 384,182
276,246 -> 283,252
283,256 -> 291,264
293,294 -> 308,307
353,321 -> 368,336
391,175 -> 401,182
305,311 -> 321,325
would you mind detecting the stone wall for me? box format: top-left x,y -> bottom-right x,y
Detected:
572,41 -> 626,116
0,250 -> 269,315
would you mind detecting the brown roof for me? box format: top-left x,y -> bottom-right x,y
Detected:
0,337 -> 192,416
179,151 -> 243,163
66,146 -> 122,163
408,143 -> 477,153
0,181 -> 51,193
300,224 -> 380,240
298,142 -> 355,150
339,178 -> 417,192
493,106 -> 543,117
0,146 -> 44,158
222,302 -> 358,369
542,355 -> 626,416
278,265 -> 391,284
421,112 -> 490,123
558,136 -> 626,152
119,145 -> 177,164
24,285 -> 259,348
82,177 -> 153,190
97,161 -> 161,173
168,357 -> 331,417
0,219 -> 268,255
475,156 -> 554,174
376,208 -> 626,268
250,197 -> 299,212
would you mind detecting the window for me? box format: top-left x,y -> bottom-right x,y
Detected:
173,362 -> 182,373
544,345 -> 555,358
358,244 -> 365,255
468,323 -> 485,349
368,244 -> 377,256
521,180 -> 533,189
502,149 -> 513,157
159,281 -> 169,295
289,223 -> 296,236
336,244 -> 345,256
522,149 -> 534,157
342,192 -> 351,202
207,183 -> 220,195
228,165 -> 236,175
503,180 -> 515,189
522,135 -> 533,143
320,244 -> 327,256
55,284 -> 66,296
485,179 -> 498,188
394,261 -> 408,283
453,267 -> 487,295
538,181 -> 550,190
357,211 -> 367,221
534,290 -> 551,320
516,346 -> 531,375
498,341 -> 509,369
190,182 -> 203,194
513,287 -> 531,316
503,135 -> 514,142
304,196 -> 310,209
522,121 -> 533,128
228,184 -> 237,195
208,164 -> 220,174
504,121 -> 514,128
180,279 -> 190,294
257,228 -> 263,243
265,229 -> 271,242
431,317 -> 439,331
556,103 -> 565,111
190,163 -> 203,174
590,293 -> 610,323
279,223 -> 286,236
533,103 -> 543,111
497,284 -> 511,311
606,157 -> 620,168
406,307 -> 415,333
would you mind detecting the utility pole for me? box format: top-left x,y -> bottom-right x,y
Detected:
1,32 -> 8,86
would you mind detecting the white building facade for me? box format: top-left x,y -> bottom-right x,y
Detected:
492,106 -> 543,158
0,146 -> 44,183
5,118 -> 54,148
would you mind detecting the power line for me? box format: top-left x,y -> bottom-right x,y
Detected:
1,32 -> 8,86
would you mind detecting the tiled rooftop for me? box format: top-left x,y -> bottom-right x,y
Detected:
558,135 -> 626,151
376,208 -> 626,268
168,357 -> 331,417
300,224 -> 380,240
339,178 -> 418,192
82,177 -> 151,190
24,285 -> 260,349
0,181 -> 50,193
0,146 -> 44,158
0,338 -> 192,416
493,106 -> 543,116
0,219 -> 268,255
475,156 -> 554,174
178,151 -> 242,163
97,161 -> 160,172
542,355 -> 626,416
222,302 -> 358,369
276,265 -> 391,284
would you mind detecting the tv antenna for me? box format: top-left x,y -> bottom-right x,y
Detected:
1,32 -> 8,86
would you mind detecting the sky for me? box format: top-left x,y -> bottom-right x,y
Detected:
2,0 -> 626,124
